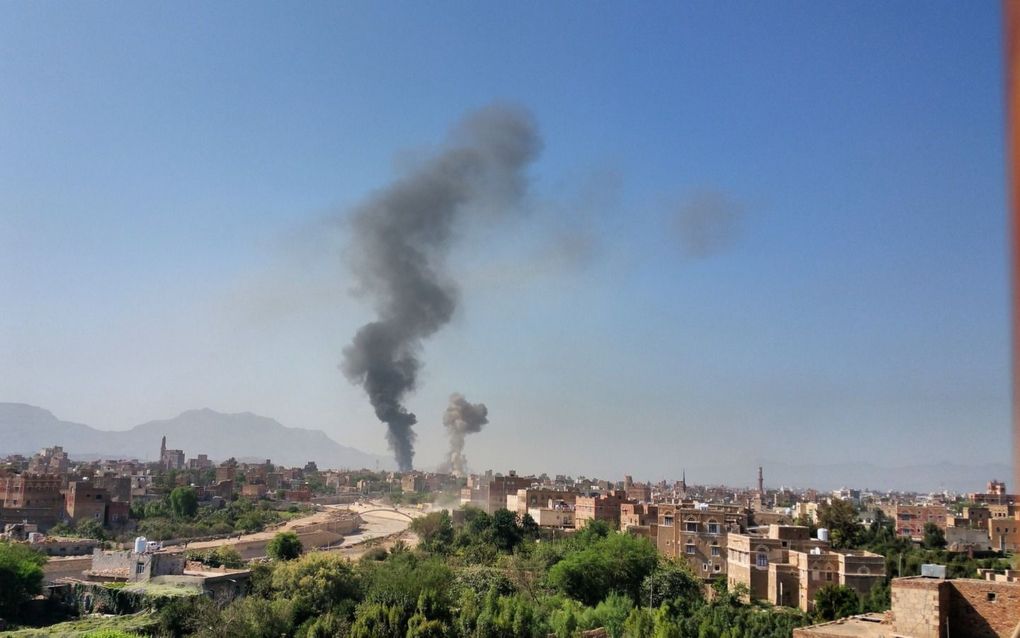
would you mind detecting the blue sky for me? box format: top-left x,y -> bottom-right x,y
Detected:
0,2 -> 1008,486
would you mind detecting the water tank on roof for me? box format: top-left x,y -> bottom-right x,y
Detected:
817,528 -> 829,542
134,536 -> 147,554
28,532 -> 44,543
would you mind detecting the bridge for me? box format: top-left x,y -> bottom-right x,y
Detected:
356,508 -> 415,521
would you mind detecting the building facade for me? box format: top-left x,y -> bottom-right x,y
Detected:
657,502 -> 749,579
727,524 -> 885,613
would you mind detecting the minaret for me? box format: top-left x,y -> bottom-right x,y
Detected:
160,435 -> 166,464
757,466 -> 764,495
680,469 -> 687,497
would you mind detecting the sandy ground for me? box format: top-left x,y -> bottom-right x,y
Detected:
329,502 -> 424,558
42,500 -> 425,581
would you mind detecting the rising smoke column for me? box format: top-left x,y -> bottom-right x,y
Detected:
443,393 -> 489,475
341,106 -> 540,471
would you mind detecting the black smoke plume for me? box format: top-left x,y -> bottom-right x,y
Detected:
442,393 -> 489,475
341,105 -> 540,471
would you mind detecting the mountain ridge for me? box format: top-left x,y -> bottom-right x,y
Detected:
0,402 -> 389,470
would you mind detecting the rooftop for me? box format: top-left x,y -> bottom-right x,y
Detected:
793,614 -> 889,637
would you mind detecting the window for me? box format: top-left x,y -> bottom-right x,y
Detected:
826,572 -> 833,581
703,563 -> 709,571
987,592 -> 997,602
135,563 -> 144,575
686,543 -> 696,555
711,545 -> 721,557
663,515 -> 674,527
685,521 -> 699,532
714,564 -> 721,572
756,552 -> 768,568
708,521 -> 720,534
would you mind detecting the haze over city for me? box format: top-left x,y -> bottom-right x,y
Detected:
1,3 -> 1009,485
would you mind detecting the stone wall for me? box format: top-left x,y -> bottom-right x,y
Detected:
890,577 -> 947,638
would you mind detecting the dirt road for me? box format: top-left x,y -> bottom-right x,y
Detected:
42,500 -> 424,582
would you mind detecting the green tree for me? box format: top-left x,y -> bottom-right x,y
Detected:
817,498 -> 862,549
489,508 -> 524,552
169,486 -> 199,519
922,522 -> 947,549
410,510 -> 455,554
266,530 -> 303,561
860,580 -> 891,613
642,561 -> 703,610
622,607 -> 656,638
405,590 -> 451,638
270,551 -> 360,624
519,512 -> 541,540
589,592 -> 634,638
548,532 -> 659,606
813,584 -> 860,621
74,518 -> 107,541
303,610 -> 354,638
155,596 -> 220,637
0,540 -> 47,621
350,602 -> 407,638
206,596 -> 294,638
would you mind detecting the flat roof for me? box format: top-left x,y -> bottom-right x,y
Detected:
794,614 -> 889,637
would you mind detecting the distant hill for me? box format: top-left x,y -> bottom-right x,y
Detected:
0,403 -> 389,470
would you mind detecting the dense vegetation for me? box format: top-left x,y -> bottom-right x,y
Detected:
126,492 -> 309,541
137,509 -> 813,638
0,540 -> 47,623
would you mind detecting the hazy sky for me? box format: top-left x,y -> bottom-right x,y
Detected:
1,2 -> 1008,484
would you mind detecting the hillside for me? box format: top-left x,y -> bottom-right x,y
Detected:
0,403 -> 387,470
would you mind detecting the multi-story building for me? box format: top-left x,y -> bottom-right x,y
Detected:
401,473 -> 425,493
93,475 -> 132,503
622,475 -> 652,503
968,479 -> 1017,506
0,472 -> 65,529
215,463 -> 237,483
188,454 -> 213,471
727,525 -> 885,613
507,487 -> 576,517
528,502 -> 575,528
574,491 -> 633,529
883,504 -> 948,540
989,509 -> 1020,552
28,446 -> 69,475
64,481 -> 110,525
460,472 -> 534,514
657,502 -> 749,579
620,503 -> 658,541
159,437 -> 185,471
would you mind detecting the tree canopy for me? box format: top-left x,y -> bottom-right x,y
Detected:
0,540 -> 47,622
266,531 -> 303,561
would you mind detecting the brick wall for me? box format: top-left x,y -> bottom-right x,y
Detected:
946,579 -> 1020,637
